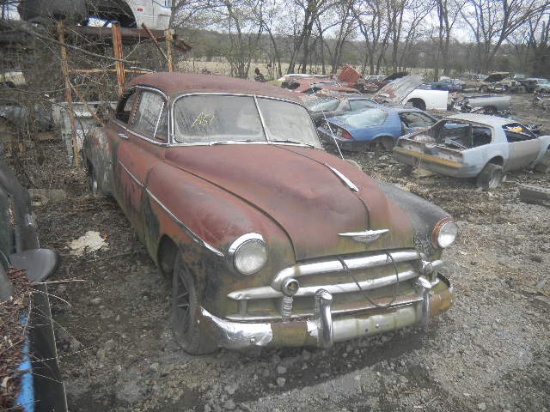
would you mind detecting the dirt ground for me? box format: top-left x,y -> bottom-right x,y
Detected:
9,93 -> 550,412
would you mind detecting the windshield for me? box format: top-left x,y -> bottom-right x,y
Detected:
303,96 -> 340,112
172,94 -> 322,148
335,108 -> 388,128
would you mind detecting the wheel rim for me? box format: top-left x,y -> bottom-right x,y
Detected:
90,174 -> 98,195
174,268 -> 192,333
488,170 -> 503,189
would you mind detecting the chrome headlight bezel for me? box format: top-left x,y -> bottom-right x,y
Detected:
228,233 -> 268,276
432,218 -> 458,249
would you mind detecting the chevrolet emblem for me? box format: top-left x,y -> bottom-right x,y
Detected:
339,229 -> 389,244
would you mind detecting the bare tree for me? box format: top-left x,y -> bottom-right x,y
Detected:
286,0 -> 337,74
461,0 -> 549,73
321,0 -> 357,74
519,7 -> 550,76
173,0 -> 264,78
433,0 -> 467,79
385,0 -> 434,72
353,0 -> 391,75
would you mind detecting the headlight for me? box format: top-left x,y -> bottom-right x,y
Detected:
432,218 -> 458,248
228,233 -> 268,275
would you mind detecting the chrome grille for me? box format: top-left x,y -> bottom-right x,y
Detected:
227,249 -> 431,322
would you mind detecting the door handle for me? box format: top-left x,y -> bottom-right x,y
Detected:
118,133 -> 128,140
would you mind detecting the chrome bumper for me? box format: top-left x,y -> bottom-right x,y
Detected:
201,274 -> 453,350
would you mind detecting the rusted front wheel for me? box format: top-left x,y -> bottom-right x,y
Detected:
172,252 -> 217,355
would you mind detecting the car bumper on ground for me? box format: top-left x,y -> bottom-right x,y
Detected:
201,274 -> 453,350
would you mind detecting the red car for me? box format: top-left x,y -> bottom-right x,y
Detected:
83,72 -> 457,354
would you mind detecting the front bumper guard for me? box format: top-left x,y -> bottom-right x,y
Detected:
201,274 -> 453,350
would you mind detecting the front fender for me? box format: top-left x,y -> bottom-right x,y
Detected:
376,180 -> 451,259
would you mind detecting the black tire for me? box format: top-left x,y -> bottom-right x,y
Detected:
378,136 -> 395,151
476,163 -> 504,190
479,86 -> 488,93
502,85 -> 509,92
534,151 -> 550,173
172,252 -> 217,355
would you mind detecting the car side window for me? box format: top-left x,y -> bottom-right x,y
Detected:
132,91 -> 168,142
503,124 -> 536,142
115,89 -> 137,124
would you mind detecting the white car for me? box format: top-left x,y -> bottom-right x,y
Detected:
18,0 -> 172,30
373,75 -> 449,111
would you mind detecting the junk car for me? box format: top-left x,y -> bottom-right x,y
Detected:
317,106 -> 438,151
478,72 -> 522,93
302,95 -> 379,126
83,72 -> 457,354
374,75 -> 449,111
18,0 -> 171,29
424,79 -> 463,92
393,113 -> 550,189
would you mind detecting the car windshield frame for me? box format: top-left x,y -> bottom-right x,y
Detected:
171,93 -> 322,148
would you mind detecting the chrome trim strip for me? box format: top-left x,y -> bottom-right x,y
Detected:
324,163 -> 359,192
118,161 -> 143,187
271,250 -> 421,289
229,269 -> 419,300
146,188 -> 224,257
225,294 -> 424,322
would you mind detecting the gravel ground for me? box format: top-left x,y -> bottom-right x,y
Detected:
9,93 -> 549,412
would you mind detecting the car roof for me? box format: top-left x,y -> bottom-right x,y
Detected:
447,113 -> 520,127
128,72 -> 303,103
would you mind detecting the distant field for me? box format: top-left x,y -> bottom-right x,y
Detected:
177,59 -> 330,81
175,58 -> 480,86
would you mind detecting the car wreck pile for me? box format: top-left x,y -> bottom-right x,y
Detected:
83,72 -> 459,354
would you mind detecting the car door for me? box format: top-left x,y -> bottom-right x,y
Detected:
502,124 -> 540,170
115,89 -> 168,239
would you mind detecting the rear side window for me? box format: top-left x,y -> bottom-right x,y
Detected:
132,91 -> 168,141
115,89 -> 137,124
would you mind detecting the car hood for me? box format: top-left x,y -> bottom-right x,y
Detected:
374,75 -> 423,104
165,145 -> 414,260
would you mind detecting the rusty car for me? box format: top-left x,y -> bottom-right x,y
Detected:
83,72 -> 457,354
393,113 -> 550,190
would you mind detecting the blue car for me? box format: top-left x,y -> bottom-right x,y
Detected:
317,106 -> 438,151
424,80 -> 463,92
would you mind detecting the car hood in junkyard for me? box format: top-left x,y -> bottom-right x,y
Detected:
165,145 -> 414,260
373,74 -> 423,105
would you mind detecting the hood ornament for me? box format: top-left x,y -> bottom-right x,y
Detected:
324,163 -> 358,192
339,229 -> 389,244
